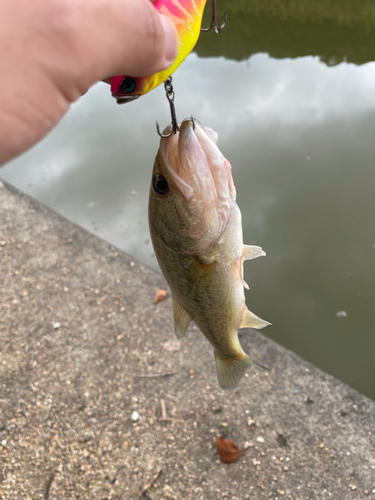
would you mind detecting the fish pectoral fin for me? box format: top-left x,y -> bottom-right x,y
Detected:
239,308 -> 271,329
242,245 -> 266,261
214,351 -> 271,390
172,295 -> 193,340
214,352 -> 252,389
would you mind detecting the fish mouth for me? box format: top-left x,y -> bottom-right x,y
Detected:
159,118 -> 235,247
160,118 -> 235,202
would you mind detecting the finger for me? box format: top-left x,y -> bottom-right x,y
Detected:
63,0 -> 179,94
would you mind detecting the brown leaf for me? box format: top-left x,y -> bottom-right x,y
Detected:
215,436 -> 246,463
154,289 -> 167,304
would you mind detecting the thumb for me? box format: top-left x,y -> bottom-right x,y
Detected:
67,0 -> 179,92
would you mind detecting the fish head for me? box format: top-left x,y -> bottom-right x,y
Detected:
149,118 -> 236,255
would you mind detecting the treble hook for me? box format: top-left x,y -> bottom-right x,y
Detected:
156,77 -> 180,139
201,0 -> 227,34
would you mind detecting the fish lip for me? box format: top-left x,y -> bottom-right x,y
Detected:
160,117 -> 233,217
160,132 -> 194,200
179,117 -> 197,134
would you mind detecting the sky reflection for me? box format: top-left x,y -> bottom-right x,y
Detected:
2,53 -> 375,398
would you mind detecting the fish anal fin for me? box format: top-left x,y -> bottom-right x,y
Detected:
214,351 -> 252,389
242,245 -> 266,261
239,308 -> 271,330
172,295 -> 193,340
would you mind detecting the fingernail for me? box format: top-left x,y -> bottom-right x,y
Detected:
160,15 -> 179,64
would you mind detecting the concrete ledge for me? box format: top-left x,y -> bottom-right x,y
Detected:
1,180 -> 374,499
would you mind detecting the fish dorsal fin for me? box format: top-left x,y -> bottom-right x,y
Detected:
172,295 -> 193,340
240,245 -> 266,289
242,245 -> 266,261
239,308 -> 271,330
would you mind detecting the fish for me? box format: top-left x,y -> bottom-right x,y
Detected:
148,117 -> 271,389
111,0 -> 207,103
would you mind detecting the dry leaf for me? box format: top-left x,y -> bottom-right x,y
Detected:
216,436 -> 246,463
163,340 -> 181,352
154,289 -> 167,304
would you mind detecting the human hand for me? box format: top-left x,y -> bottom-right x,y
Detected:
0,0 -> 178,165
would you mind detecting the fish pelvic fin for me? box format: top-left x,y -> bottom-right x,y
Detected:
239,308 -> 271,330
214,351 -> 271,390
240,245 -> 266,289
172,295 -> 193,340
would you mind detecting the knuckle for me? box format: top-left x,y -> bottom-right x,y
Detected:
141,2 -> 166,64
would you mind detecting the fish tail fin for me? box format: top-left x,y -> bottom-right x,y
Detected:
214,351 -> 271,390
214,351 -> 253,390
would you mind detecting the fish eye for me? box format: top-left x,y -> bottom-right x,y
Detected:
121,77 -> 136,93
153,174 -> 169,195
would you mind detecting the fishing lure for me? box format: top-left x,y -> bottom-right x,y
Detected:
111,0 -> 226,103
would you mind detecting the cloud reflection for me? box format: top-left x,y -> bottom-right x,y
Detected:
3,53 -> 375,269
2,53 -> 375,398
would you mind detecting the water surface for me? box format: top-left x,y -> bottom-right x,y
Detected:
2,2 -> 375,399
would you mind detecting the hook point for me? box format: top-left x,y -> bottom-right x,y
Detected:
201,0 -> 227,34
156,121 -> 174,139
156,77 -> 180,138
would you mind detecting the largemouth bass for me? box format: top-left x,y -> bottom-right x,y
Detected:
111,0 -> 207,103
149,118 -> 270,389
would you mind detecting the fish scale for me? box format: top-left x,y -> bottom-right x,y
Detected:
149,118 -> 270,389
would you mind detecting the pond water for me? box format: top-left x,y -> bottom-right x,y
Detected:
2,0 -> 375,399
